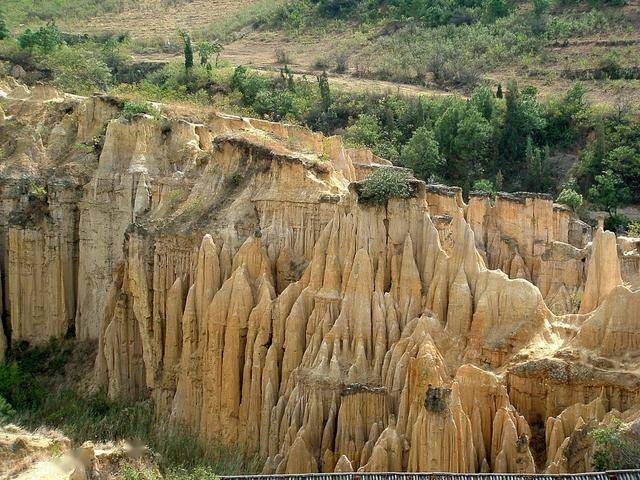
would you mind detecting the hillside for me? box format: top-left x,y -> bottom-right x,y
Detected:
46,0 -> 640,105
5,0 -> 638,104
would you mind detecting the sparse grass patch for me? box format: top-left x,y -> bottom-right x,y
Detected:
275,47 -> 292,65
0,340 -> 261,476
2,0 -> 126,27
198,0 -> 290,43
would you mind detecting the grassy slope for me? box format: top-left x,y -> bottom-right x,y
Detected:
2,0 -> 125,27
17,0 -> 638,106
0,339 -> 261,478
213,0 -> 640,106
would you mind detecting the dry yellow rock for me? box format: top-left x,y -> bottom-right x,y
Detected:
3,80 -> 640,476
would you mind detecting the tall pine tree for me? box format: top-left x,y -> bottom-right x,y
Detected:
178,30 -> 193,75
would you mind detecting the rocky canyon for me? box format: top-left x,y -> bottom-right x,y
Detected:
1,78 -> 640,475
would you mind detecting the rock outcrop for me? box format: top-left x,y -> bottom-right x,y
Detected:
0,424 -> 157,480
1,79 -> 640,474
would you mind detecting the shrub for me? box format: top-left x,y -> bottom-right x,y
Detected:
145,62 -> 215,92
556,188 -> 583,211
604,212 -> 629,233
0,9 -> 8,40
473,179 -> 496,195
424,385 -> 451,413
334,52 -> 349,73
359,167 -> 414,204
589,419 -> 640,471
597,49 -> 623,79
0,395 -> 16,421
46,46 -> 113,94
628,222 -> 640,238
0,361 -> 46,410
275,48 -> 292,64
314,55 -> 331,70
17,24 -> 63,54
227,173 -> 243,187
122,101 -> 159,121
17,386 -> 261,474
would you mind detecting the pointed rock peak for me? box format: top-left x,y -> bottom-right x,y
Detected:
579,226 -> 622,313
233,235 -> 274,284
257,274 -> 277,302
286,435 -> 318,473
199,234 -> 218,256
334,455 -> 354,472
400,235 -> 420,277
347,249 -> 374,289
170,276 -> 183,293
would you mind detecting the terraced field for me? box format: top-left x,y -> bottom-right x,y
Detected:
70,0 -> 257,44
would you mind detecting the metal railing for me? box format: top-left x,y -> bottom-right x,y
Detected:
221,470 -> 640,480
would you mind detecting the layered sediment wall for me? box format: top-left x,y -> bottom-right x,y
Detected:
1,78 -> 639,475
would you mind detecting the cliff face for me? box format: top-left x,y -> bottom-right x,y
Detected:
1,79 -> 639,474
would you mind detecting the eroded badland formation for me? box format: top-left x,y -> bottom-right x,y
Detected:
1,78 -> 640,475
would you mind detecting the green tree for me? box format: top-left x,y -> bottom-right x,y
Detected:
525,136 -> 552,192
317,71 -> 331,113
577,117 -> 606,185
499,80 -> 546,185
454,106 -> 493,188
18,23 -> 63,54
0,9 -> 9,40
589,419 -> 640,471
495,170 -> 504,190
532,0 -> 551,15
436,100 -> 493,190
198,39 -> 223,70
496,83 -> 503,99
435,100 -> 466,178
545,83 -> 588,147
230,65 -> 271,105
178,29 -> 194,74
400,126 -> 443,181
344,114 -> 384,149
604,145 -> 640,202
345,113 -> 399,161
280,64 -> 295,91
482,0 -> 511,23
471,86 -> 497,121
588,170 -> 631,215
